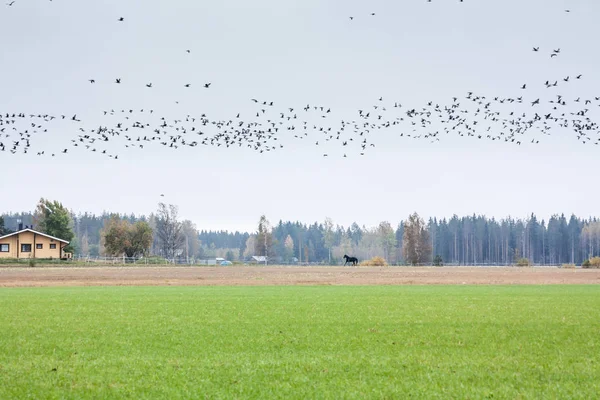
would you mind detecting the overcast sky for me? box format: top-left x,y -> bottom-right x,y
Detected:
1,0 -> 598,232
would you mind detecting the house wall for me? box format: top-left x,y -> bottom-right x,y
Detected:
0,235 -> 18,258
0,232 -> 63,259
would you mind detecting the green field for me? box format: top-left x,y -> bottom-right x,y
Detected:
1,286 -> 599,399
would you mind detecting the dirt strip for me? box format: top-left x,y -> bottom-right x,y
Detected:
0,266 -> 599,287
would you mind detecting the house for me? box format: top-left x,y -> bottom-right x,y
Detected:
251,256 -> 268,264
0,228 -> 70,260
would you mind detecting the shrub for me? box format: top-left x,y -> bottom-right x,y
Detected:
562,263 -> 576,269
590,257 -> 600,269
28,259 -> 36,268
359,256 -> 388,267
516,258 -> 530,267
433,255 -> 443,267
582,259 -> 591,268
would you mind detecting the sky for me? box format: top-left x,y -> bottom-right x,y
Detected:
1,0 -> 599,233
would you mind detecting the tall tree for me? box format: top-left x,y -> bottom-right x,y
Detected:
395,223 -> 405,264
243,235 -> 257,259
33,198 -> 75,252
155,203 -> 185,259
0,215 -> 6,235
377,221 -> 396,262
80,231 -> 90,256
284,234 -> 295,262
181,220 -> 201,259
403,212 -> 432,265
102,218 -> 153,258
254,215 -> 275,262
323,217 -> 335,264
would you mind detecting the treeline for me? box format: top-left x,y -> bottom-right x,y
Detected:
2,208 -> 600,265
244,215 -> 600,266
1,210 -> 250,260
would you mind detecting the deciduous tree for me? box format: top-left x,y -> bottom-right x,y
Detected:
33,198 -> 75,252
80,232 -> 90,256
284,234 -> 295,262
377,221 -> 396,263
181,220 -> 200,259
156,203 -> 185,259
255,215 -> 275,260
323,217 -> 335,264
102,218 -> 153,258
403,212 -> 432,265
243,235 -> 256,259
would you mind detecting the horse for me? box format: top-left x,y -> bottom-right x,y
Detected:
343,255 -> 359,266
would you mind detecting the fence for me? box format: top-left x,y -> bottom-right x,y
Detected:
76,256 -> 222,266
77,256 -> 173,265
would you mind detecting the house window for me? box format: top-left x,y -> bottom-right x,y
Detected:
36,244 -> 43,249
0,244 -> 9,253
50,244 -> 57,249
21,244 -> 32,253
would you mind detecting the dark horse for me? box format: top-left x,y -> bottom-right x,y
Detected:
343,255 -> 358,266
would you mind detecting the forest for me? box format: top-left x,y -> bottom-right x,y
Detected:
2,206 -> 599,266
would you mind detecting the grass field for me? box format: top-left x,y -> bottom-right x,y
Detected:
1,286 -> 599,399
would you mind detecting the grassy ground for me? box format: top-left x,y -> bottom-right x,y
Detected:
0,286 -> 598,399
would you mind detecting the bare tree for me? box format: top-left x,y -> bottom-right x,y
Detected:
156,203 -> 185,259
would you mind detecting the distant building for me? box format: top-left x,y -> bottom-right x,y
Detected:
251,256 -> 268,264
0,228 -> 70,259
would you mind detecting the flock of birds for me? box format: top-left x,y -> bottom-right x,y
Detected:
1,2 -> 599,159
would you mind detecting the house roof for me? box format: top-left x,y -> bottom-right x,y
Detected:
0,229 -> 70,244
252,256 -> 267,262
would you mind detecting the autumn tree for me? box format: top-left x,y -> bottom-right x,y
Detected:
254,215 -> 275,260
402,212 -> 432,265
33,198 -> 75,252
102,218 -> 153,258
284,234 -> 295,262
156,203 -> 185,259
